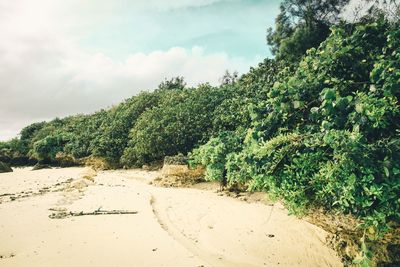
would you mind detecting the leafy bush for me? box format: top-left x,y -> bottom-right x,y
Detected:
212,59 -> 284,133
122,85 -> 228,166
31,132 -> 72,163
190,131 -> 243,183
194,21 -> 400,236
89,91 -> 162,164
0,138 -> 36,165
63,111 -> 107,159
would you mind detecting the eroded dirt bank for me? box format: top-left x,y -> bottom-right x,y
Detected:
0,167 -> 342,267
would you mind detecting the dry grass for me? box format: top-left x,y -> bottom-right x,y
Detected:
81,156 -> 114,170
161,164 -> 203,178
55,152 -> 78,167
305,209 -> 400,266
65,167 -> 97,191
79,167 -> 97,182
153,164 -> 205,187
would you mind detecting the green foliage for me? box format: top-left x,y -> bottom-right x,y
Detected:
189,131 -> 243,183
212,59 -> 284,133
158,76 -> 186,91
219,70 -> 239,86
276,22 -> 330,63
63,111 -> 107,159
19,121 -> 46,154
0,138 -> 35,165
197,20 -> 400,235
31,132 -> 72,162
0,122 -> 47,165
353,236 -> 374,267
90,91 -> 161,163
121,85 -> 228,166
267,0 -> 349,62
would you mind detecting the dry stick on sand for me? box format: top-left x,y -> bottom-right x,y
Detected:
49,209 -> 138,219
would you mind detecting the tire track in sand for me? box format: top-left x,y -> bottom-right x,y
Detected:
149,195 -> 258,267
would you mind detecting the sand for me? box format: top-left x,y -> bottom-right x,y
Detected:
0,167 -> 342,267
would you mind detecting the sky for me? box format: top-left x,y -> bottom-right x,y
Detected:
0,0 -> 282,140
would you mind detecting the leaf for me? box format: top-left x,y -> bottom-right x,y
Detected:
384,166 -> 390,177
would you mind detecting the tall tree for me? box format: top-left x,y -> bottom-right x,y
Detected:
267,0 -> 350,62
157,76 -> 186,91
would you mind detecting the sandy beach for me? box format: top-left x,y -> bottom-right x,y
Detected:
0,167 -> 342,267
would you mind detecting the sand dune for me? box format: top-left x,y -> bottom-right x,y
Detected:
0,167 -> 342,267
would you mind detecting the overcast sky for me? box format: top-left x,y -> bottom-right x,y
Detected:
0,0 -> 283,140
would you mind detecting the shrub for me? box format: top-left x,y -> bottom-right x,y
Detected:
121,85 -> 228,166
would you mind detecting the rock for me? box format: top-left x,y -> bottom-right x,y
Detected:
79,167 -> 97,182
0,161 -> 13,173
67,178 -> 92,191
32,163 -> 52,171
138,161 -> 163,171
142,164 -> 150,170
55,152 -> 78,167
80,156 -> 115,170
0,149 -> 35,166
164,154 -> 188,165
153,164 -> 205,187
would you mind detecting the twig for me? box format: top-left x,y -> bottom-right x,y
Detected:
49,209 -> 138,219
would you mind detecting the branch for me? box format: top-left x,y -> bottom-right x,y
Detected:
49,209 -> 138,219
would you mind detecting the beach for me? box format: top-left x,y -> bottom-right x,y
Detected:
0,167 -> 341,267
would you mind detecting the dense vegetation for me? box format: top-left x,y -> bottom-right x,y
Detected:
193,20 -> 400,232
1,0 -> 399,265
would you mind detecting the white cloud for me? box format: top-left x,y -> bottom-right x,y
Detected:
342,0 -> 400,21
78,0 -> 236,12
0,0 -> 257,141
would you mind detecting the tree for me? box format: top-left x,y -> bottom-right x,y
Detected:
89,92 -> 161,164
158,76 -> 186,91
219,70 -> 239,86
267,0 -> 350,62
19,121 -> 46,153
32,132 -> 72,163
121,86 -> 227,167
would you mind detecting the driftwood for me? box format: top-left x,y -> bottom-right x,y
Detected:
49,209 -> 138,219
